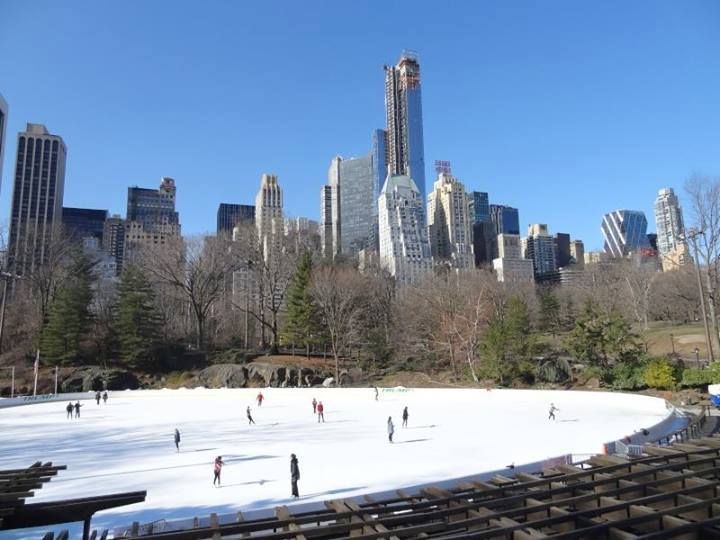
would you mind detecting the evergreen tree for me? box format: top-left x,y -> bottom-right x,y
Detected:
40,253 -> 94,365
538,289 -> 561,335
281,252 -> 318,352
114,266 -> 161,369
505,295 -> 533,360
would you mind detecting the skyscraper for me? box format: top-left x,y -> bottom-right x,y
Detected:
255,173 -> 283,259
570,239 -> 585,268
338,153 -> 375,254
523,224 -> 557,277
427,170 -> 473,269
554,232 -> 571,268
0,93 -> 7,192
469,191 -> 490,224
217,203 -> 255,235
320,185 -> 333,258
62,207 -> 108,244
326,158 -> 342,257
378,174 -> 432,284
384,51 -> 426,201
602,210 -> 649,258
103,215 -> 125,275
8,123 -> 67,274
654,188 -> 687,261
492,234 -> 534,283
125,177 -> 181,255
489,204 -> 520,236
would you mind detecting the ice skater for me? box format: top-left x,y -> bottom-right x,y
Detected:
95,391 -> 101,405
74,401 -> 83,418
387,416 -> 395,443
213,456 -> 225,486
256,392 -> 264,406
246,406 -> 256,425
312,397 -> 317,414
174,428 -> 181,452
374,386 -> 379,401
548,403 -> 559,421
66,402 -> 73,419
102,391 -> 108,404
317,401 -> 325,423
290,453 -> 300,498
402,406 -> 409,428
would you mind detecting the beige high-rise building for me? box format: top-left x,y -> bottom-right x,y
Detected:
427,171 -> 473,270
570,240 -> 585,268
255,173 -> 283,260
492,234 -> 534,282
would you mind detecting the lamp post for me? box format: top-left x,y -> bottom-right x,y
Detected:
687,228 -> 714,363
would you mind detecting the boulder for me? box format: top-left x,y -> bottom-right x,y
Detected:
196,364 -> 248,388
61,367 -> 140,392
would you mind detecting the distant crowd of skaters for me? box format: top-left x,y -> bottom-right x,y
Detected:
65,391 -> 108,418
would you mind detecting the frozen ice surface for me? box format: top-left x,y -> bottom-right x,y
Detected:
0,387 -> 672,534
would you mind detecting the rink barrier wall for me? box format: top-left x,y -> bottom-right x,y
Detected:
0,392 -> 96,409
602,401 -> 689,455
116,453 -> 575,535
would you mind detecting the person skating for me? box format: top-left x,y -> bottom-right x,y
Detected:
174,428 -> 181,452
387,416 -> 395,443
312,397 -> 317,414
246,406 -> 256,425
66,402 -> 73,419
74,401 -> 83,418
213,456 -> 225,486
402,406 -> 409,428
290,453 -> 300,498
374,386 -> 379,401
548,403 -> 559,421
256,392 -> 264,407
102,391 -> 108,404
95,391 -> 101,405
317,401 -> 325,423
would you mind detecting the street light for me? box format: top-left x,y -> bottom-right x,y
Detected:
686,228 -> 715,363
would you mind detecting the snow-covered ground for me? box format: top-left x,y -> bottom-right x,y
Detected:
0,387 -> 673,535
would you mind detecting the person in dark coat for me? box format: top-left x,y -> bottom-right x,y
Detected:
312,397 -> 317,414
174,428 -> 181,452
387,416 -> 395,443
548,403 -> 559,421
213,456 -> 225,486
290,453 -> 300,498
374,387 -> 379,401
66,402 -> 73,419
95,391 -> 101,405
102,391 -> 108,404
74,401 -> 83,418
402,406 -> 409,428
246,406 -> 256,425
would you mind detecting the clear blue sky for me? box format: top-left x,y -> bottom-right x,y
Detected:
1,1 -> 719,250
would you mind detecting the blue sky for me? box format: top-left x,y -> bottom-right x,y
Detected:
1,1 -> 719,250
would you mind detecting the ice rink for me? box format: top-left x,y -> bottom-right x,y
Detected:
0,387 -> 674,533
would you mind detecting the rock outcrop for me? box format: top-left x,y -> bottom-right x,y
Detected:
62,367 -> 140,392
195,362 -> 363,388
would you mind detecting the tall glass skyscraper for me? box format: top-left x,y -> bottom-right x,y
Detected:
602,210 -> 649,257
469,191 -> 490,224
384,51 -> 426,202
489,204 -> 520,236
654,188 -> 686,258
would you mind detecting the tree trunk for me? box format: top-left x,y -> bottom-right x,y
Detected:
705,270 -> 720,352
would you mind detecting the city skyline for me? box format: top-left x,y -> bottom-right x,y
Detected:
1,2 -> 719,250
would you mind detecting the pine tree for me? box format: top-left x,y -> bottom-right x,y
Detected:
505,295 -> 533,360
40,254 -> 94,365
114,266 -> 161,369
281,252 -> 318,352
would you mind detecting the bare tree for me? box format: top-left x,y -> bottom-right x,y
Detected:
138,235 -> 236,350
622,260 -> 659,330
311,266 -> 366,383
685,174 -> 720,349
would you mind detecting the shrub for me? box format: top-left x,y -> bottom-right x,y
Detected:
611,361 -> 646,390
680,363 -> 720,387
643,357 -> 676,390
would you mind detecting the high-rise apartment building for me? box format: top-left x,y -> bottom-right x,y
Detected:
8,123 -> 67,274
602,210 -> 649,258
320,185 -> 333,258
378,174 -> 432,284
427,171 -> 473,269
255,173 -> 283,259
0,93 -> 7,191
570,239 -> 585,268
103,215 -> 125,275
654,187 -> 687,268
523,224 -> 558,278
125,177 -> 181,256
489,204 -> 520,236
492,234 -> 534,283
217,203 -> 254,235
62,207 -> 108,244
384,51 -> 426,201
